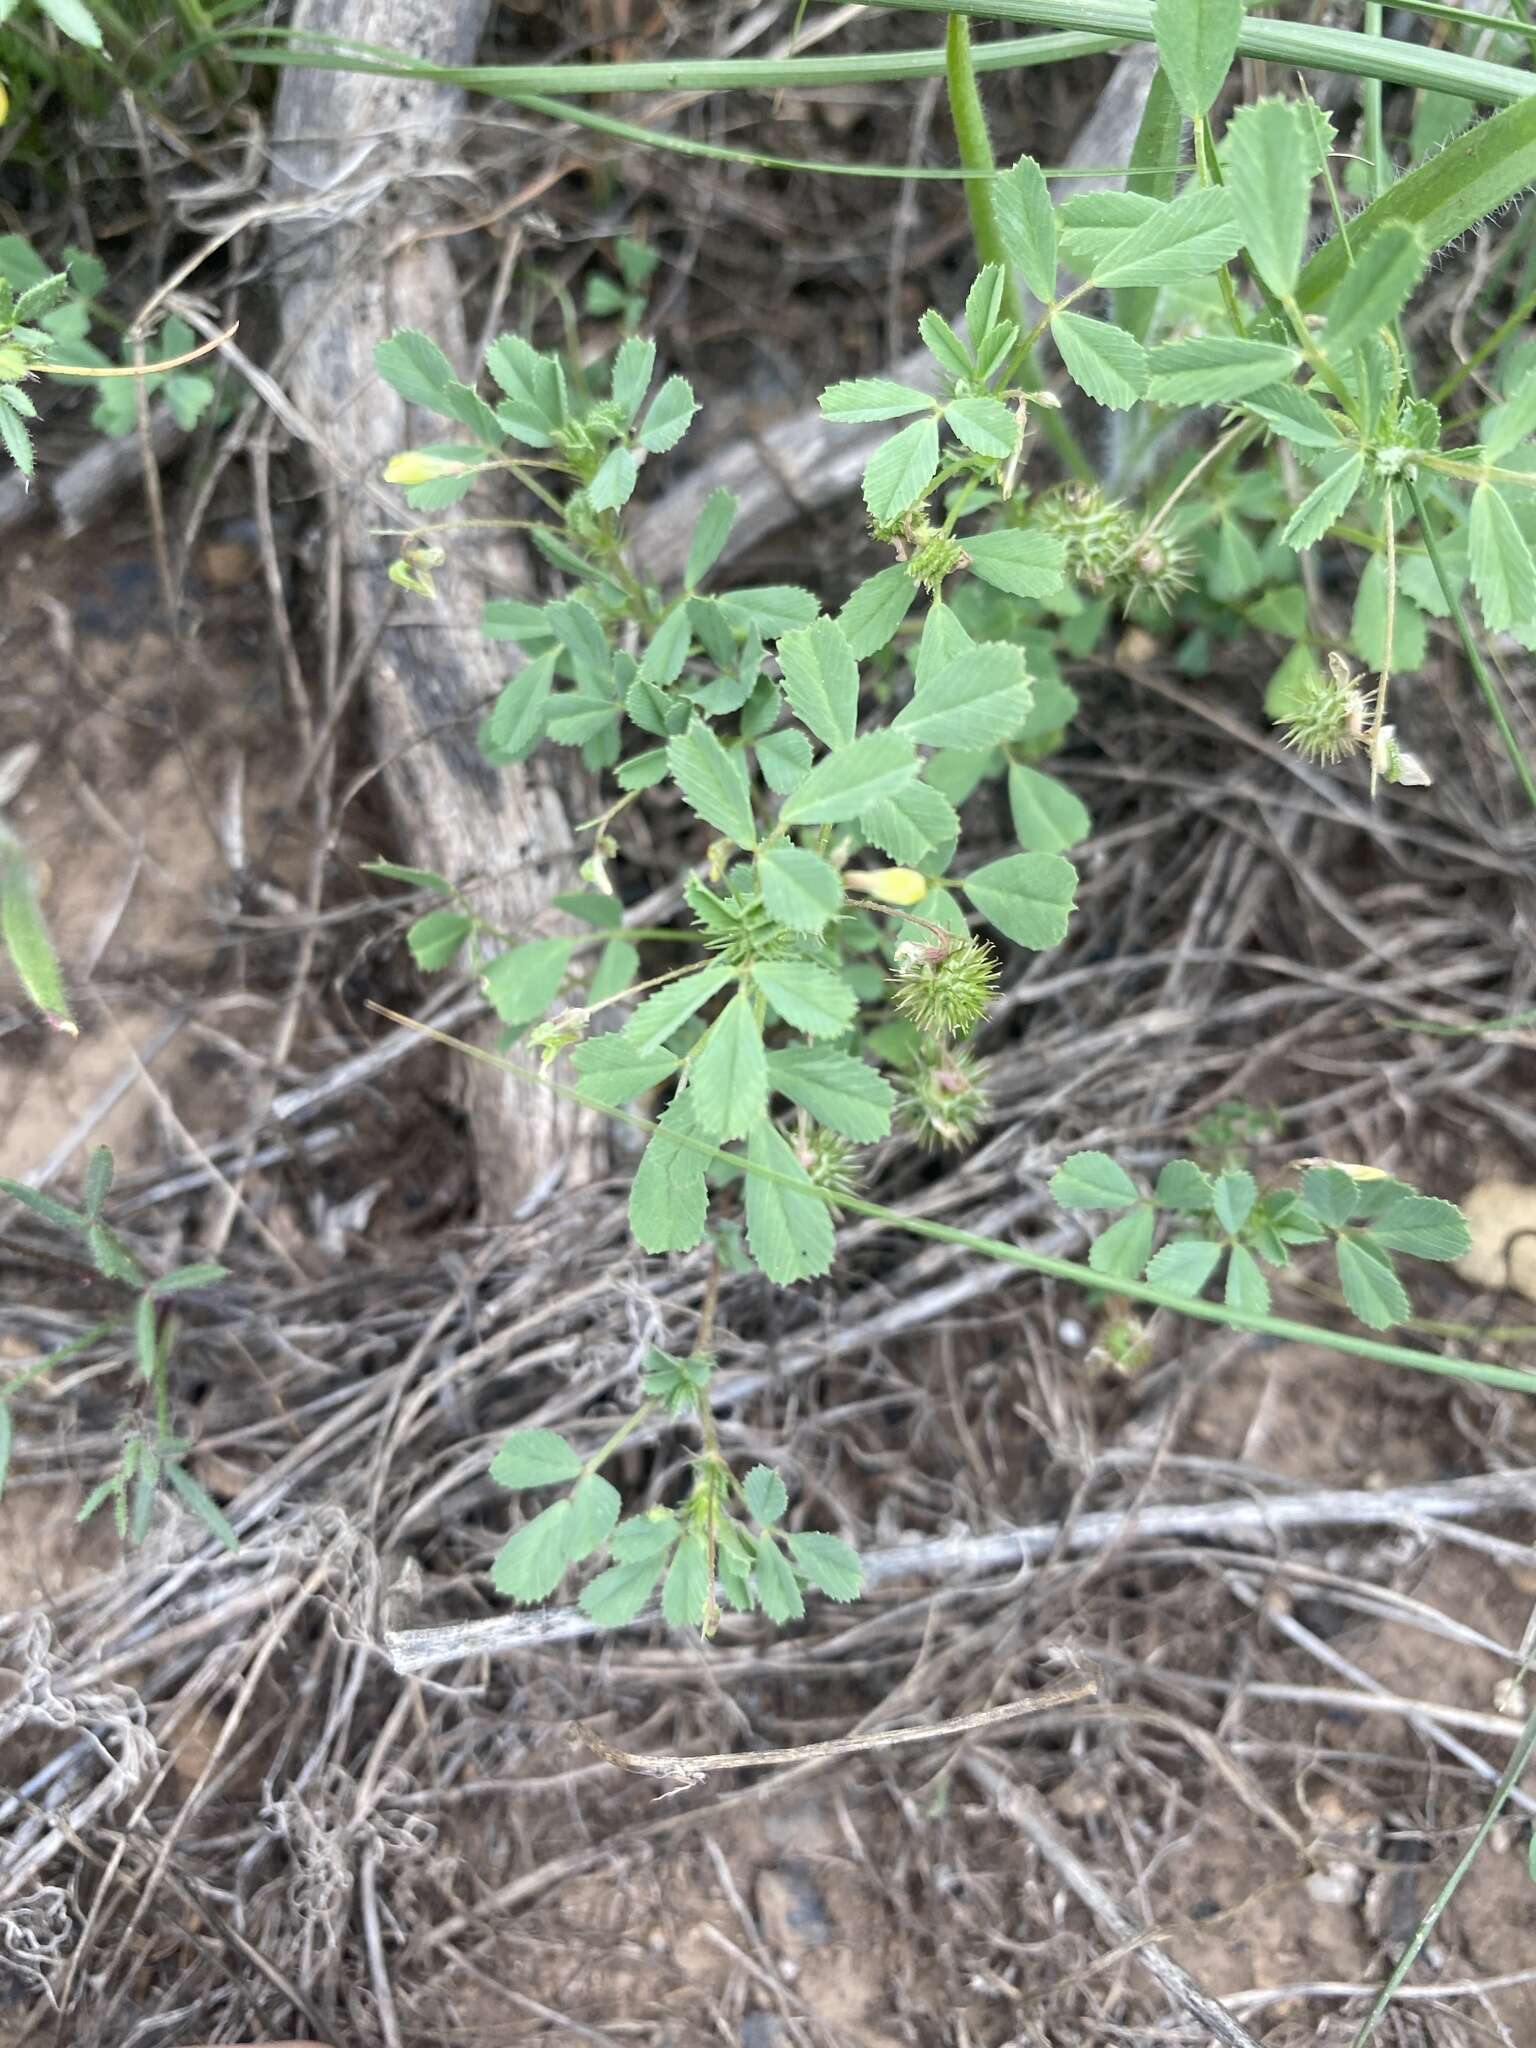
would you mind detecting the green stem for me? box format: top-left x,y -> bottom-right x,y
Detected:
1408,475 -> 1536,814
1431,283 -> 1536,403
1350,1679 -> 1536,2044
1363,2 -> 1387,199
944,13 -> 1093,483
376,1004 -> 1536,1400
586,1399 -> 658,1474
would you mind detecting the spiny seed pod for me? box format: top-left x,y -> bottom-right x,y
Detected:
790,1118 -> 863,1204
891,934 -> 998,1040
894,1044 -> 992,1151
1278,651 -> 1372,765
1031,484 -> 1137,592
905,522 -> 968,594
1122,530 -> 1193,611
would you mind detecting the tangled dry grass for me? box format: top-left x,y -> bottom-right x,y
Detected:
4,5 -> 1536,2044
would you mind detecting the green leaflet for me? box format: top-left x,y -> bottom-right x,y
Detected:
745,1119 -> 836,1285
668,718 -> 758,848
690,994 -> 768,1141
776,615 -> 860,749
962,851 -> 1078,949
1222,97 -> 1315,298
1323,222 -> 1427,358
779,732 -> 919,825
1280,450 -> 1365,552
766,1044 -> 894,1141
893,642 -> 1034,749
863,414 -> 941,523
752,959 -> 858,1038
629,1094 -> 710,1254
1050,312 -> 1148,411
758,846 -> 844,933
993,153 -> 1057,302
1146,336 -> 1300,407
1152,0 -> 1243,120
0,828 -> 75,1033
1468,484 -> 1536,637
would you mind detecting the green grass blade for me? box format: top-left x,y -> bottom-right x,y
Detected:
1299,95 -> 1536,308
374,1004 -> 1536,1400
209,6 -> 1532,107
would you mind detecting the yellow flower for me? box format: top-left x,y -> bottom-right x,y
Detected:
384,450 -> 476,486
843,866 -> 927,907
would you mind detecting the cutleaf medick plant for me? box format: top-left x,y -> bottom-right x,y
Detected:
0,1146 -> 235,1550
367,48 -> 1525,1631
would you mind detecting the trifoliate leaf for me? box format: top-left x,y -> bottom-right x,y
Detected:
1051,1151 -> 1140,1211
862,415 -> 940,524
962,851 -> 1077,948
668,719 -> 757,848
1051,312 -> 1148,411
751,959 -> 857,1039
759,846 -> 844,933
786,1531 -> 862,1603
1067,187 -> 1241,289
690,993 -> 768,1141
489,1429 -> 582,1490
630,1095 -> 710,1254
1300,1165 -> 1361,1228
743,1464 -> 789,1525
765,1044 -> 894,1141
745,1119 -> 836,1285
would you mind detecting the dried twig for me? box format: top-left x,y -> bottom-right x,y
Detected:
573,1679 -> 1096,1793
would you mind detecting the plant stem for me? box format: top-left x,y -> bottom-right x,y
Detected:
375,1003 -> 1536,1401
1408,475 -> 1536,814
1363,2 -> 1387,199
943,12 -> 1093,482
586,1399 -> 658,1474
